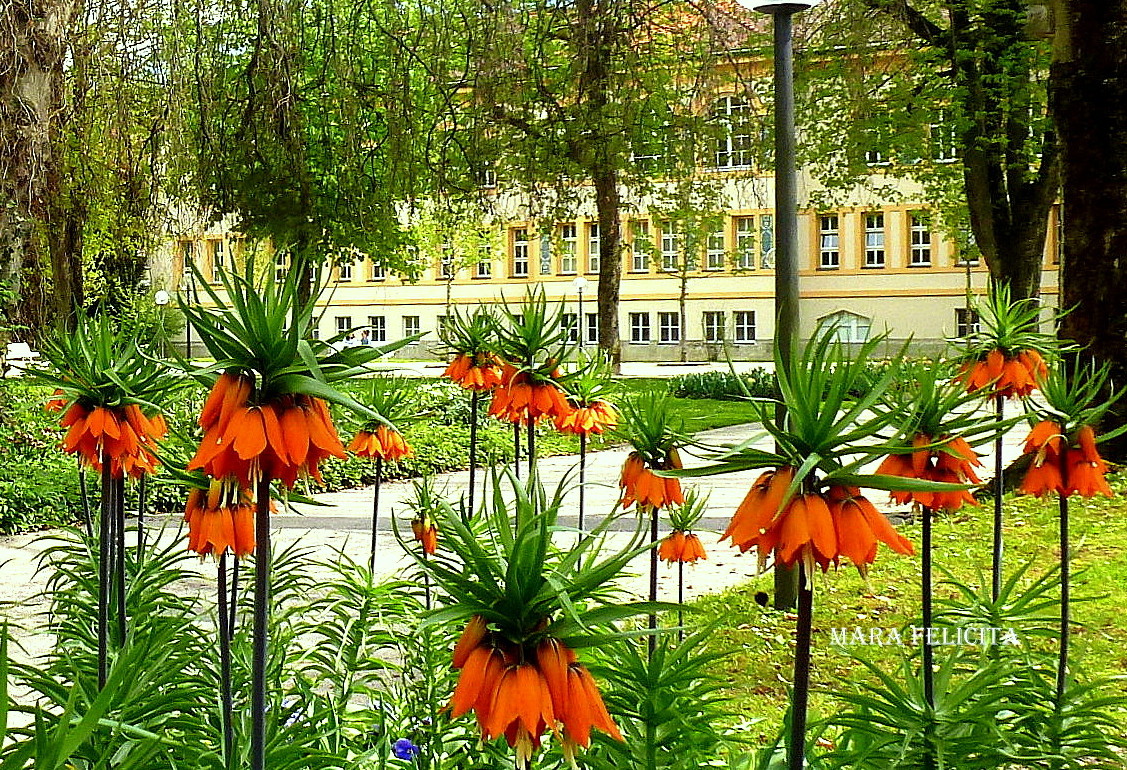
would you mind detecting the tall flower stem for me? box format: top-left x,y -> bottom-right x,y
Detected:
526,420 -> 535,476
251,476 -> 272,770
97,457 -> 111,689
217,553 -> 235,765
78,458 -> 93,540
578,433 -> 587,533
677,560 -> 685,644
648,504 -> 658,656
137,474 -> 147,558
369,458 -> 383,574
991,394 -> 1004,602
921,504 -> 936,770
114,475 -> 127,643
468,392 -> 480,517
788,565 -> 813,770
1056,451 -> 1071,703
513,423 -> 521,480
229,557 -> 240,634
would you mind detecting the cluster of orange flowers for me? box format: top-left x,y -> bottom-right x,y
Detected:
488,365 -> 574,426
959,348 -> 1048,399
619,451 -> 684,509
724,468 -> 913,574
1019,421 -> 1112,498
189,372 -> 346,487
410,516 -> 439,554
555,399 -> 618,436
875,434 -> 982,511
348,425 -> 413,462
450,617 -> 621,766
59,402 -> 167,478
184,478 -> 256,558
444,353 -> 505,391
658,530 -> 707,564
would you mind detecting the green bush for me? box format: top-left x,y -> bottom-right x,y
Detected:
668,368 -> 777,400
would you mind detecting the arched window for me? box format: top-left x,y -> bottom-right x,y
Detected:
817,311 -> 872,344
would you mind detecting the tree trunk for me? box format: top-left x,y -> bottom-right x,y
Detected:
1051,0 -> 1127,460
594,168 -> 622,369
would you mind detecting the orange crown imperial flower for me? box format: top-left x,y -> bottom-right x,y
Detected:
444,353 -> 504,392
1020,422 -> 1112,498
60,401 -> 166,478
658,530 -> 707,564
488,365 -> 574,426
723,469 -> 913,574
449,620 -> 621,766
411,516 -> 438,554
348,425 -> 413,462
183,478 -> 256,558
874,433 -> 981,511
958,347 -> 1047,399
189,371 -> 346,488
619,450 -> 684,510
555,399 -> 619,436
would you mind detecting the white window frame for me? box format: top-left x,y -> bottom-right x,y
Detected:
369,261 -> 386,281
660,222 -> 680,272
587,223 -> 600,273
630,221 -> 651,272
703,311 -> 726,342
629,312 -> 651,343
909,212 -> 932,266
210,239 -> 225,281
818,311 -> 872,344
338,261 -> 353,281
734,311 -> 756,343
714,95 -> 753,170
658,312 -> 681,344
819,214 -> 840,269
956,308 -> 980,338
760,215 -> 775,269
559,223 -> 578,274
864,213 -> 886,268
512,228 -> 529,277
335,316 -> 352,335
403,315 -> 420,337
585,313 -> 599,346
706,228 -> 726,271
735,217 -> 755,270
368,315 -> 387,342
562,312 -> 579,343
475,244 -> 492,278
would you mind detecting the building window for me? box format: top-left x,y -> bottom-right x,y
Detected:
403,315 -> 420,337
630,220 -> 651,272
658,312 -> 681,344
714,95 -> 753,170
735,217 -> 755,269
818,311 -> 872,343
587,223 -> 600,273
909,212 -> 932,266
539,233 -> 552,276
562,312 -> 579,343
585,313 -> 599,346
475,243 -> 492,278
629,312 -> 651,343
440,247 -> 455,280
559,223 -> 577,274
368,315 -> 387,342
511,228 -> 529,277
760,215 -> 775,269
337,261 -> 353,281
864,213 -> 886,267
660,222 -> 679,272
335,316 -> 352,335
955,308 -> 980,338
819,214 -> 840,269
703,311 -> 726,342
931,108 -> 958,162
274,252 -> 288,283
734,311 -> 756,343
369,261 -> 386,280
210,240 -> 225,281
706,228 -> 726,271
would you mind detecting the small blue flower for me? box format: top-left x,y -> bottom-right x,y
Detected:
393,738 -> 421,761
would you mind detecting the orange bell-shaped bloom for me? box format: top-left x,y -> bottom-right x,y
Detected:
959,347 -> 1045,399
348,425 -> 413,462
619,450 -> 683,510
411,517 -> 438,554
59,401 -> 165,478
722,467 -> 795,551
488,365 -> 574,426
555,399 -> 619,436
183,480 -> 256,558
444,353 -> 504,392
658,530 -> 706,563
826,486 -> 914,575
875,433 -> 981,511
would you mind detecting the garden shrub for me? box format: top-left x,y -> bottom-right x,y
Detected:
668,368 -> 778,400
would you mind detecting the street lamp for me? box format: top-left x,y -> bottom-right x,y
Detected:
571,275 -> 589,349
154,290 -> 171,358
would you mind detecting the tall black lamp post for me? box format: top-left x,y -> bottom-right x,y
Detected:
735,0 -> 820,614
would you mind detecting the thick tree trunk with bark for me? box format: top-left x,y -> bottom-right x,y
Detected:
594,168 -> 622,368
1050,0 -> 1127,460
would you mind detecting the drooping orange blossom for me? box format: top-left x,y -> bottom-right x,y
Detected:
1020,421 -> 1112,498
184,478 -> 257,558
349,424 -> 414,462
555,399 -> 619,436
449,616 -> 622,766
723,467 -> 913,575
410,517 -> 438,555
444,353 -> 504,392
619,450 -> 684,510
874,433 -> 982,511
488,364 -> 574,426
658,530 -> 707,564
958,348 -> 1048,399
59,401 -> 167,478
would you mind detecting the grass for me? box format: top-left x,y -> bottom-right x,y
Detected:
690,473 -> 1127,746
